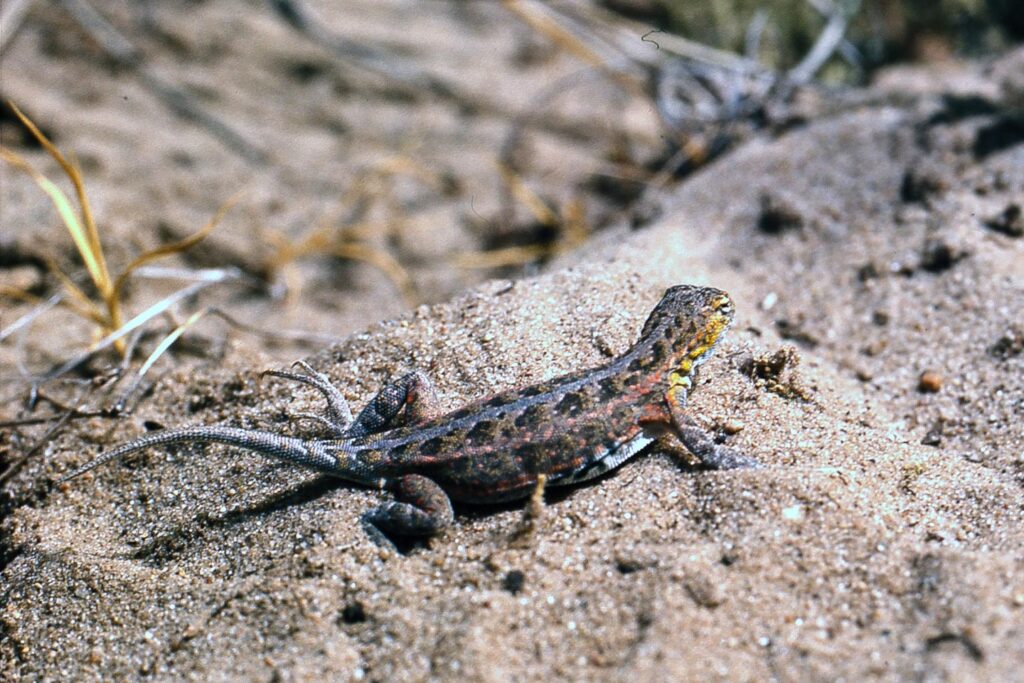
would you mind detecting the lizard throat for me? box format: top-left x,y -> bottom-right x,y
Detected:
667,311 -> 731,391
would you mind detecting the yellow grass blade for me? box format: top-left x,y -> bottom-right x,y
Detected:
0,287 -> 43,305
112,193 -> 241,300
452,244 -> 550,269
42,255 -> 106,325
6,102 -> 111,296
499,164 -> 560,227
333,241 -> 415,304
0,147 -> 108,291
137,309 -> 207,378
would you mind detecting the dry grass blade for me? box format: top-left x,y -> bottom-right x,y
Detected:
499,164 -> 560,228
0,147 -> 107,298
0,287 -> 43,306
452,244 -> 551,270
0,293 -> 63,345
2,103 -> 126,349
40,276 -> 236,381
502,0 -> 644,96
332,242 -> 415,304
454,167 -> 589,270
41,254 -> 106,325
138,309 -> 207,379
112,193 -> 242,302
265,223 -> 416,305
3,102 -> 237,378
5,103 -> 110,294
112,309 -> 209,412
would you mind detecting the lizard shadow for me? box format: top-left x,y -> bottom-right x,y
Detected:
128,472 -> 359,565
130,448 -> 703,563
202,473 -> 357,529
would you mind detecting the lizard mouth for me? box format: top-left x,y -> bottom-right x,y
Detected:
711,293 -> 734,318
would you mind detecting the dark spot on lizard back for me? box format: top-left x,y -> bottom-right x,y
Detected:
419,437 -> 444,456
649,339 -> 670,364
388,442 -> 413,459
513,441 -> 545,470
555,392 -> 585,417
518,383 -> 550,398
514,404 -> 549,428
599,377 -> 622,401
466,419 -> 499,443
445,406 -> 475,421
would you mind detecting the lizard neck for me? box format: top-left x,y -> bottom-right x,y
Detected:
623,301 -> 733,400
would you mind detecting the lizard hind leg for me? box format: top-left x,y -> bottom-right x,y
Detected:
345,370 -> 440,438
361,474 -> 454,545
263,361 -> 353,436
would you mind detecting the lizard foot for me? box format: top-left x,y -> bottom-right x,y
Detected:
361,474 -> 454,543
675,416 -> 760,470
345,371 -> 440,438
263,361 -> 353,436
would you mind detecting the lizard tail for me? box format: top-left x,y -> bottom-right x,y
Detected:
58,425 -> 338,483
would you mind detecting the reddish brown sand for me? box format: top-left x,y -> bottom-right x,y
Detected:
2,3 -> 1023,681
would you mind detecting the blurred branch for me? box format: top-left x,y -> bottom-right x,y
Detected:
0,0 -> 34,54
269,0 -> 474,105
54,0 -> 268,164
788,0 -> 861,84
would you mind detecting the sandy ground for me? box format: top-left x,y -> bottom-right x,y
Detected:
2,2 -> 1023,681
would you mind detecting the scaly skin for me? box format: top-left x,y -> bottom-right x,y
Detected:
60,285 -> 756,541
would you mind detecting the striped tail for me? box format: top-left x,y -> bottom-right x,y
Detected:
58,426 -> 336,483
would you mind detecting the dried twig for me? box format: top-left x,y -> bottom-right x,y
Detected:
0,407 -> 75,485
0,0 -> 34,55
54,0 -> 267,164
268,0 -> 470,104
788,0 -> 860,84
207,308 -> 341,346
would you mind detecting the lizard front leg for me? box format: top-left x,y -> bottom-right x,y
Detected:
673,415 -> 759,469
346,371 -> 440,438
666,385 -> 759,470
362,474 -> 454,543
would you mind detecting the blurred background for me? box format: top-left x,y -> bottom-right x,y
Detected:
1,0 -> 1021,401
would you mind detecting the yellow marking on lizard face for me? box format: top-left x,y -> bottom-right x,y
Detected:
665,292 -> 734,401
680,295 -> 733,367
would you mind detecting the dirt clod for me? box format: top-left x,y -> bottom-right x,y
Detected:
740,346 -> 813,401
918,370 -> 944,393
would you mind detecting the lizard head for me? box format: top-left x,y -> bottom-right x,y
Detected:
639,285 -> 735,382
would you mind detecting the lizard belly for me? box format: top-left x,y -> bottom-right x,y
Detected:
549,431 -> 655,487
431,429 -> 656,504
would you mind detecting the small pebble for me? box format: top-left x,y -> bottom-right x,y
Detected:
722,419 -> 745,435
918,370 -> 943,393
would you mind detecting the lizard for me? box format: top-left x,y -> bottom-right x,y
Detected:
59,285 -> 757,542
